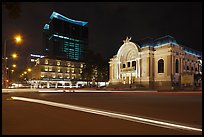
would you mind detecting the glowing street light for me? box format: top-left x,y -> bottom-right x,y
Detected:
12,64 -> 16,68
27,68 -> 32,72
15,35 -> 22,43
11,53 -> 18,59
3,34 -> 23,88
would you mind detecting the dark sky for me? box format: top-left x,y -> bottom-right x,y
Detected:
2,2 -> 202,72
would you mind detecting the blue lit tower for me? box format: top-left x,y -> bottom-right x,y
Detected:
43,11 -> 88,61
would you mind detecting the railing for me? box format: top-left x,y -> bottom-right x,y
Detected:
121,67 -> 135,72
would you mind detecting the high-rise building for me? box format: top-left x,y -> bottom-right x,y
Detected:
43,11 -> 88,61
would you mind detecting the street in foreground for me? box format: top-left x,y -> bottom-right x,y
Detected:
2,90 -> 202,135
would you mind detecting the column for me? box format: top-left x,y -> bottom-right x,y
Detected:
136,58 -> 141,78
136,60 -> 138,78
118,62 -> 121,79
47,82 -> 50,88
55,82 -> 58,88
138,58 -> 141,77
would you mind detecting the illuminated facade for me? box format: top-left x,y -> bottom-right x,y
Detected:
43,11 -> 88,61
109,36 -> 202,90
28,57 -> 85,88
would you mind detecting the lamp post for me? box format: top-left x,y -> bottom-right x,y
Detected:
3,35 -> 22,88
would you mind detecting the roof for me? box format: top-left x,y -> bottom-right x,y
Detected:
135,35 -> 202,57
136,35 -> 177,48
50,11 -> 88,26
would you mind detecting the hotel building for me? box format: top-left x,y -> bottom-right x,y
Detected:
28,57 -> 85,88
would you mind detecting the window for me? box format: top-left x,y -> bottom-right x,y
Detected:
191,67 -> 194,71
132,61 -> 136,70
127,62 -> 130,67
175,59 -> 179,73
123,64 -> 126,68
58,67 -> 61,72
45,66 -> 48,71
187,66 -> 189,70
158,59 -> 164,73
57,61 -> 60,66
67,68 -> 70,73
80,64 -> 83,68
45,59 -> 48,64
195,67 -> 198,71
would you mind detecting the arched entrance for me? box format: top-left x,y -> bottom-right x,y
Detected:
109,37 -> 141,85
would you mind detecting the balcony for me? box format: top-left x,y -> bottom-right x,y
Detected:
121,67 -> 135,72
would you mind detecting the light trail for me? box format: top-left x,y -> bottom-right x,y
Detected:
11,96 -> 202,132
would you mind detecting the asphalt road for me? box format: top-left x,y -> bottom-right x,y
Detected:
2,91 -> 202,135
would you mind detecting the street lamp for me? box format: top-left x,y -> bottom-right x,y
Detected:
11,53 -> 18,59
3,34 -> 22,88
12,64 -> 17,68
27,68 -> 32,72
15,35 -> 22,43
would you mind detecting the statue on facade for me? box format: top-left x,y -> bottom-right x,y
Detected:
123,36 -> 132,43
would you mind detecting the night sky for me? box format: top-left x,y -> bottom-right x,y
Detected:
2,2 -> 202,73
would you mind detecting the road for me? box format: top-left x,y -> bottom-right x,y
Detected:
2,90 -> 202,135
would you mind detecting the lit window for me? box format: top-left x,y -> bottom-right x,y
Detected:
58,67 -> 61,72
57,61 -> 60,66
80,64 -> 83,68
36,59 -> 39,64
45,59 -> 48,64
45,66 -> 48,71
49,67 -> 52,71
41,74 -> 44,77
158,59 -> 164,73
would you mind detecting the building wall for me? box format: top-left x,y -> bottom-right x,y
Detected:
30,58 -> 84,81
109,37 -> 202,90
43,12 -> 88,62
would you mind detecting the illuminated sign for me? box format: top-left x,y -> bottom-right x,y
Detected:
30,54 -> 45,58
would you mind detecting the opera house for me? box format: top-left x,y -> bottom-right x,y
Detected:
109,36 -> 202,90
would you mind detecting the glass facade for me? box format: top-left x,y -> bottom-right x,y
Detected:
43,12 -> 88,61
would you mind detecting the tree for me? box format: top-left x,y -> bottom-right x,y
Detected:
81,49 -> 109,87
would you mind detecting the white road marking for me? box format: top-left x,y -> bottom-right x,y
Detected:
11,96 -> 202,132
